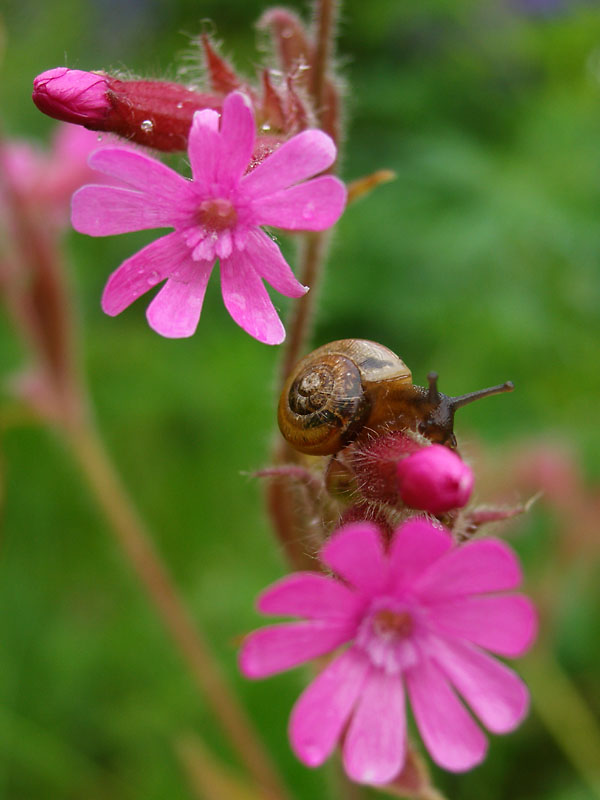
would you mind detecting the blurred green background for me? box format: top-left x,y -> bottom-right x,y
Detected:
1,0 -> 600,798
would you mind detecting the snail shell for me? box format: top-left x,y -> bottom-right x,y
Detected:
278,339 -> 412,455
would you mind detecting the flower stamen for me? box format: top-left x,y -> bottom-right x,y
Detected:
196,198 -> 238,232
373,609 -> 413,639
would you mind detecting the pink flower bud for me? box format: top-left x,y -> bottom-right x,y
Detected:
32,68 -> 110,125
396,445 -> 474,514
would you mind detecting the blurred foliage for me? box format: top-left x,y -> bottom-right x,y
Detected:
1,0 -> 600,799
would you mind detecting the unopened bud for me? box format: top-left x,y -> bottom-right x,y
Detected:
33,68 -> 223,152
32,68 -> 110,125
397,444 -> 474,514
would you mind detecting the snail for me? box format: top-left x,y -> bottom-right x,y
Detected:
278,339 -> 513,456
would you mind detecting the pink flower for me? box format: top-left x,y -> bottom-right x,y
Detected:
397,444 -> 474,514
240,520 -> 536,785
71,91 -> 346,342
1,123 -> 120,227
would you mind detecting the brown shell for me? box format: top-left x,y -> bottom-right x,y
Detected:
278,339 -> 412,455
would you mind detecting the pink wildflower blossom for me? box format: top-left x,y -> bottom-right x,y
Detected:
240,520 -> 536,785
71,91 -> 346,343
397,444 -> 474,514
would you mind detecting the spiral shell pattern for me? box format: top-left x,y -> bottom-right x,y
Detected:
278,339 -> 412,456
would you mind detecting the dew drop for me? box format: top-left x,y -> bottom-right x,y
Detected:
140,119 -> 154,133
176,102 -> 183,109
96,134 -> 103,142
147,270 -> 160,285
260,123 -> 271,132
302,202 -> 315,219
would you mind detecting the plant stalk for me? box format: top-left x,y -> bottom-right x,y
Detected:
66,419 -> 290,800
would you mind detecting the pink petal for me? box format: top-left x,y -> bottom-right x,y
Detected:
244,230 -> 307,298
414,539 -> 523,602
388,518 -> 452,590
343,668 -> 406,785
88,148 -> 190,201
101,232 -> 191,315
242,129 -> 337,197
219,92 -> 255,188
257,572 -> 358,620
289,647 -> 370,767
145,262 -> 212,338
220,251 -> 285,344
239,620 -> 353,678
406,659 -> 488,772
429,594 -> 537,657
320,523 -> 388,594
188,109 -> 221,187
72,185 -> 176,235
432,638 -> 530,734
253,175 -> 347,230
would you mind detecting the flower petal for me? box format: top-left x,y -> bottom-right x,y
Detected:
219,92 -> 255,187
432,638 -> 530,734
145,261 -> 212,338
406,659 -> 487,772
429,594 -> 537,657
188,109 -> 222,187
220,251 -> 285,344
320,522 -> 388,594
242,129 -> 337,197
343,667 -> 406,785
244,230 -> 307,298
389,518 -> 452,590
101,232 -> 191,315
239,620 -> 353,678
72,185 -> 176,235
253,176 -> 347,230
414,539 -> 523,601
88,148 -> 190,201
289,647 -> 370,767
257,572 -> 358,620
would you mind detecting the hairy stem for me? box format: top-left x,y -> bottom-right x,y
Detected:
267,0 -> 342,570
278,232 -> 330,389
312,0 -> 337,128
66,419 -> 290,800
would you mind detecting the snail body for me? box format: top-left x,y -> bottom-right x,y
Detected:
278,339 -> 513,456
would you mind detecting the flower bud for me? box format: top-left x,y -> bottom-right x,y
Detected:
33,68 -> 223,152
32,68 -> 110,125
396,444 -> 474,514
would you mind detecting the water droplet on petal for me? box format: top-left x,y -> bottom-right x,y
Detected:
147,270 -> 160,285
260,123 -> 271,132
176,102 -> 183,109
96,134 -> 103,142
302,202 -> 315,219
140,119 -> 154,133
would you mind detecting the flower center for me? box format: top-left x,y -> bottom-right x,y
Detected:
355,598 -> 419,674
372,609 -> 414,639
195,198 -> 237,232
